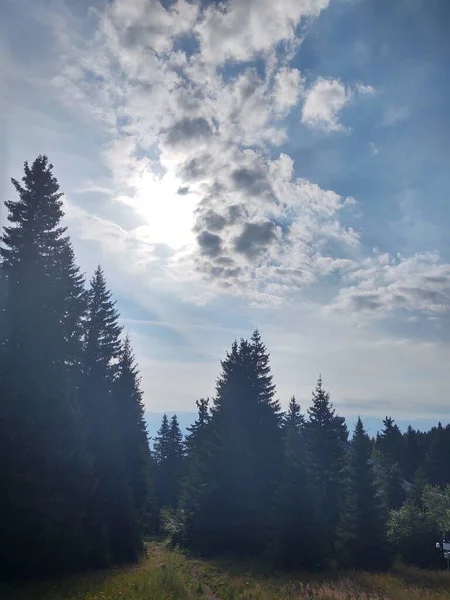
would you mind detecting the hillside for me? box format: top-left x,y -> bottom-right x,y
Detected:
3,542 -> 450,600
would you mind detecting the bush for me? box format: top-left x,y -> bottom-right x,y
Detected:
388,485 -> 450,567
160,507 -> 186,547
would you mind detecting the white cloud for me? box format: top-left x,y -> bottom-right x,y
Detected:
195,0 -> 330,64
26,0 -> 450,320
327,252 -> 450,318
301,78 -> 375,132
272,68 -> 304,114
301,78 -> 350,131
355,82 -> 375,96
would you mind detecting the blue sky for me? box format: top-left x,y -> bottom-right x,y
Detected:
2,0 -> 450,422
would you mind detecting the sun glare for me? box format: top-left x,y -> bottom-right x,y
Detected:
133,168 -> 198,250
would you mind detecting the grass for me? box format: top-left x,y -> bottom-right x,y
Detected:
2,542 -> 450,600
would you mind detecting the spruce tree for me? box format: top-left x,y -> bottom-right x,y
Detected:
305,377 -> 348,550
154,414 -> 184,521
167,414 -> 184,502
425,423 -> 450,488
81,266 -> 139,564
377,417 -> 405,470
0,156 -> 92,577
178,398 -> 216,549
404,425 -> 421,483
374,417 -> 406,510
201,332 -> 282,555
337,418 -> 392,570
114,336 -> 151,536
272,396 -> 322,568
154,414 -> 171,467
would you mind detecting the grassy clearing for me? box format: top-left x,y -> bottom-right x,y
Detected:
2,542 -> 450,600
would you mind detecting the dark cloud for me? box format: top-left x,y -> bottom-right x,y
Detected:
165,117 -> 212,148
197,230 -> 223,258
273,267 -> 309,280
177,186 -> 190,195
178,153 -> 212,182
214,256 -> 236,266
200,210 -> 227,232
349,293 -> 383,312
231,167 -> 269,196
228,204 -> 246,222
422,275 -> 450,286
201,262 -> 242,280
396,286 -> 450,308
233,220 -> 277,259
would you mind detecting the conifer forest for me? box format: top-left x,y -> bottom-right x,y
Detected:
1,157 -> 450,582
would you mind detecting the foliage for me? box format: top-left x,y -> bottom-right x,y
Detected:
337,418 -> 392,570
388,485 -> 450,567
305,377 -> 349,548
0,157 -> 150,578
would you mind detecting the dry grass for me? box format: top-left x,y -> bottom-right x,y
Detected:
2,542 -> 450,600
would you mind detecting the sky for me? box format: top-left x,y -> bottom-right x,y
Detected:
1,0 -> 450,424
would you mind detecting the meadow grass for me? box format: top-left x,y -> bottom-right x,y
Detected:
2,541 -> 450,600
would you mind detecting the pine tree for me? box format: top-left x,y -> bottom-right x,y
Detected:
167,414 -> 184,501
154,414 -> 184,521
0,156 -> 92,577
114,336 -> 151,536
198,332 -> 283,556
272,396 -> 322,569
154,414 -> 171,467
337,418 -> 392,570
378,417 -> 405,470
425,423 -> 450,488
305,377 -> 348,550
81,266 -> 139,564
283,395 -> 305,431
374,417 -> 406,510
404,425 -> 421,483
178,398 -> 216,548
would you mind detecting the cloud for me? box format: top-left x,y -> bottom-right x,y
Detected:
197,230 -> 223,258
301,78 -> 374,132
48,0 -> 450,322
272,68 -> 304,114
233,220 -> 279,259
355,83 -> 375,96
195,0 -> 330,64
164,117 -> 213,149
328,252 -> 450,318
231,166 -> 271,197
302,78 -> 350,131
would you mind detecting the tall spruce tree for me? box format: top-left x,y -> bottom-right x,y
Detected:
404,425 -> 422,483
337,418 -> 392,570
154,414 -> 171,466
167,414 -> 184,502
305,377 -> 348,551
114,336 -> 151,536
425,423 -> 450,488
154,414 -> 184,520
178,398 -> 216,549
0,156 -> 92,577
200,332 -> 283,555
374,417 -> 406,510
272,396 -> 322,568
81,266 -> 140,564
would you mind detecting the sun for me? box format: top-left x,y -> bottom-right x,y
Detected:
132,167 -> 198,250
